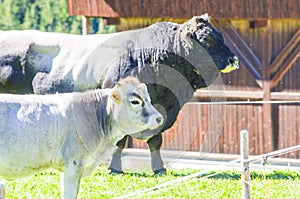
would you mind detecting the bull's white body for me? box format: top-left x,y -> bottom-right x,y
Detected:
0,30 -> 119,91
0,78 -> 163,199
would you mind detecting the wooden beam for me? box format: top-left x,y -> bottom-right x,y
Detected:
262,22 -> 273,153
104,17 -> 120,25
270,43 -> 300,88
194,90 -> 263,100
194,90 -> 300,101
269,28 -> 300,74
271,92 -> 300,100
214,20 -> 263,87
249,19 -> 268,29
82,15 -> 91,35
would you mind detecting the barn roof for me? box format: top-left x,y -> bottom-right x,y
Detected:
68,0 -> 300,19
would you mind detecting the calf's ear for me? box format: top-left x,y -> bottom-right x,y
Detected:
110,90 -> 121,105
138,83 -> 148,92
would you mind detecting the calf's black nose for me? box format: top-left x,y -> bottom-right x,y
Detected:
156,117 -> 163,125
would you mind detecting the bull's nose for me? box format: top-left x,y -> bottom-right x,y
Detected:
228,56 -> 239,67
156,117 -> 163,125
220,56 -> 239,73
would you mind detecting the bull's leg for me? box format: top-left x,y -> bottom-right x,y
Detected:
61,160 -> 83,199
108,136 -> 128,174
147,133 -> 166,175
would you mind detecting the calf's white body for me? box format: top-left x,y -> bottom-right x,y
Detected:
0,77 -> 163,199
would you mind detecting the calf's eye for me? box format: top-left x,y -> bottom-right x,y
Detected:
130,100 -> 140,105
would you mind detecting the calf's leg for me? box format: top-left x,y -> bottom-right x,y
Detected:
147,133 -> 166,175
108,136 -> 127,174
62,161 -> 83,199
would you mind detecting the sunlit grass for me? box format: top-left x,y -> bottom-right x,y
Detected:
3,166 -> 300,199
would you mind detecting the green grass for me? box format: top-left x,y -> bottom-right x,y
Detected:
3,166 -> 300,199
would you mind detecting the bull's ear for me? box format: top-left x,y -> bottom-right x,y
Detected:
110,90 -> 121,105
138,83 -> 148,92
195,14 -> 210,24
181,31 -> 193,48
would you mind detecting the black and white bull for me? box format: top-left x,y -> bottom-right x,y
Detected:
0,14 -> 239,174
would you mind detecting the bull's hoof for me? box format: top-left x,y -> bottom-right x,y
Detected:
109,168 -> 124,175
153,168 -> 167,175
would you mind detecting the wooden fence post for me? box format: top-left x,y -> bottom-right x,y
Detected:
240,130 -> 251,199
0,182 -> 5,199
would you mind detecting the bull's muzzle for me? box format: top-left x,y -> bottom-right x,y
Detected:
221,56 -> 239,73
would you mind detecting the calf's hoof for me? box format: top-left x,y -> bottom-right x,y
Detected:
109,168 -> 124,175
153,168 -> 167,175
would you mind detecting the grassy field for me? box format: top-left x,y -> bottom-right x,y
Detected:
3,166 -> 300,199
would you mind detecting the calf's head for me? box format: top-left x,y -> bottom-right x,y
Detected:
109,77 -> 163,139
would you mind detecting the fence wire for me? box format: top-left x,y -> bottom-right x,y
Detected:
188,100 -> 300,105
114,145 -> 300,199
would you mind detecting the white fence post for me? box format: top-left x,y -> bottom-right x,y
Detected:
0,182 -> 5,199
240,130 -> 251,199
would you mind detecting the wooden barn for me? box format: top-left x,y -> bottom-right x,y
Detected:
68,0 -> 300,158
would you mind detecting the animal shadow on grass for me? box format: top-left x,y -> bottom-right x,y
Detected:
136,170 -> 300,181
122,171 -> 162,178
106,169 -> 300,181
197,170 -> 300,181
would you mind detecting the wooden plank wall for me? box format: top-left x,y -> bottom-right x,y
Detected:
67,0 -> 300,158
68,0 -> 300,19
130,19 -> 300,158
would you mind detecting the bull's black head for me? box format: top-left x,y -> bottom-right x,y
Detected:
181,14 -> 239,73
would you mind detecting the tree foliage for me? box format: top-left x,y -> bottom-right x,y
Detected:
0,0 -> 114,34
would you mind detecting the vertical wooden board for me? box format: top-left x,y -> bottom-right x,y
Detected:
179,106 -> 188,151
199,104 -> 208,152
189,104 -> 199,151
281,105 -> 287,150
285,105 -> 290,152
232,105 -> 238,154
186,104 -> 196,151
237,105 -> 245,152
252,105 -> 258,154
162,111 -> 176,150
283,106 -> 289,150
247,105 -> 255,155
256,105 -> 262,154
278,105 -> 283,149
297,105 -> 300,158
222,105 -> 229,154
199,103 -> 208,152
216,104 -> 226,153
131,139 -> 148,149
162,106 -> 184,150
225,105 -> 232,154
192,104 -> 201,151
